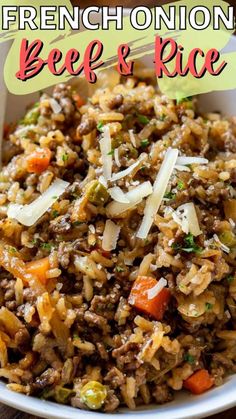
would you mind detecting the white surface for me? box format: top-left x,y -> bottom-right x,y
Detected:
0,12 -> 236,419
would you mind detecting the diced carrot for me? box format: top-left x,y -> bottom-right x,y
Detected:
0,242 -> 46,295
26,257 -> 50,285
26,147 -> 51,174
183,369 -> 214,395
128,276 -> 171,321
73,93 -> 85,108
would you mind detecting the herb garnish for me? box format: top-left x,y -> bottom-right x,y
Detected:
164,191 -> 176,200
205,302 -> 213,311
137,114 -> 150,125
97,121 -> 104,132
140,139 -> 150,148
72,221 -> 83,226
62,153 -> 69,162
107,149 -> 115,156
52,210 -> 59,218
172,233 -> 203,254
177,180 -> 184,190
115,266 -> 125,273
41,242 -> 53,251
184,353 -> 195,364
227,275 -> 234,283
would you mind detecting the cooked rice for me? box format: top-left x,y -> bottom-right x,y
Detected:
0,72 -> 236,411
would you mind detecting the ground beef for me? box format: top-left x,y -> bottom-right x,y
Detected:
77,118 -> 96,136
104,366 -> 125,388
84,310 -> 110,334
152,384 -> 173,404
14,328 -> 31,353
112,342 -> 141,370
108,94 -> 124,110
103,390 -> 120,412
90,290 -> 120,319
96,342 -> 109,361
57,242 -> 71,269
32,368 -> 60,393
50,214 -> 71,234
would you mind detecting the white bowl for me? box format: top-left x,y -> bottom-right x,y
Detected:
0,11 -> 236,419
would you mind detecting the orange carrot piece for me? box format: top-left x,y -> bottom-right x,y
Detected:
183,369 -> 214,395
0,242 -> 46,295
73,93 -> 85,108
128,275 -> 171,321
26,257 -> 50,285
26,147 -> 51,174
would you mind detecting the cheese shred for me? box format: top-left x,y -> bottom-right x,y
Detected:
137,148 -> 179,239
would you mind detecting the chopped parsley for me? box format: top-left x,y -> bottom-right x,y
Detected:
72,221 -> 83,226
41,242 -> 53,251
227,275 -> 234,283
52,210 -> 59,218
31,239 -> 37,245
177,180 -> 185,190
51,195 -> 58,199
137,114 -> 150,125
172,233 -> 203,254
184,353 -> 195,364
140,139 -> 150,148
107,149 -> 115,156
8,246 -> 17,255
97,121 -> 104,132
73,333 -> 79,339
62,153 -> 69,162
159,114 -> 166,121
205,302 -> 213,311
115,266 -> 125,273
164,191 -> 176,200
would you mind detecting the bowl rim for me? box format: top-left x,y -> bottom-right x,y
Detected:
0,376 -> 236,419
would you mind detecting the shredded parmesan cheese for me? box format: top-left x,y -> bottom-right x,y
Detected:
99,125 -> 112,181
213,234 -> 230,253
129,129 -> 137,147
176,156 -> 208,165
171,208 -> 189,234
147,277 -> 167,299
174,203 -> 202,236
114,148 -> 121,167
136,148 -> 179,239
7,179 -> 69,227
102,220 -> 120,251
182,203 -> 202,236
175,165 -> 191,172
106,181 -> 152,217
49,98 -> 62,114
108,187 -> 130,203
111,154 -> 145,182
98,175 -> 108,188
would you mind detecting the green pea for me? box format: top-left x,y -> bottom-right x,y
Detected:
219,231 -> 236,248
21,103 -> 40,125
80,381 -> 107,410
85,180 -> 109,206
